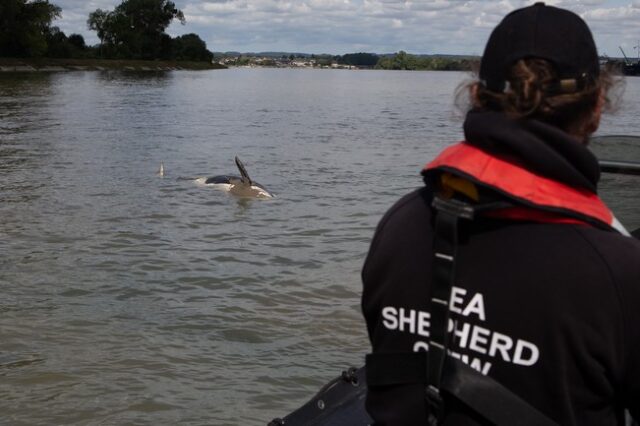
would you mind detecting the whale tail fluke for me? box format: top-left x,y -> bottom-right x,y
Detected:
235,156 -> 252,185
157,162 -> 165,177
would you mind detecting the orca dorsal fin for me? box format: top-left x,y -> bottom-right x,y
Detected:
235,156 -> 252,185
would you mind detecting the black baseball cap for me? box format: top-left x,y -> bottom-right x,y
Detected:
479,2 -> 600,92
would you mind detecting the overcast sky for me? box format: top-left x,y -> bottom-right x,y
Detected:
52,0 -> 640,56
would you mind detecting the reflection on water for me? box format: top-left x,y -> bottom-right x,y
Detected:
0,69 -> 638,425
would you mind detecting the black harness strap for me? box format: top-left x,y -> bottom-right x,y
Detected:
366,353 -> 558,426
366,196 -> 559,426
425,197 -> 473,423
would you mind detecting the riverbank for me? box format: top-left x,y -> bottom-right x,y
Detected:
0,57 -> 227,72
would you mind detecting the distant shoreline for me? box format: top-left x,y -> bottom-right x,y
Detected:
0,58 -> 227,72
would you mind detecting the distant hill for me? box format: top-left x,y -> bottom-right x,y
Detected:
215,51 -> 480,60
377,53 -> 479,60
215,51 -> 315,58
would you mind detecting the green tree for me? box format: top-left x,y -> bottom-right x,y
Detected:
87,0 -> 185,59
234,56 -> 250,66
315,54 -> 332,67
172,33 -> 213,62
340,52 -> 379,67
376,51 -> 420,70
0,0 -> 61,57
376,52 -> 473,71
87,9 -> 109,46
45,26 -> 69,57
67,33 -> 86,50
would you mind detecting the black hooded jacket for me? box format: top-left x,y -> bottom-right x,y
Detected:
361,112 -> 640,425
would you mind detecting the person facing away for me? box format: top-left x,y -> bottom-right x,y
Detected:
361,3 -> 640,425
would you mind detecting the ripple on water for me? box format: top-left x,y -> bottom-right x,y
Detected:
0,354 -> 45,373
1,70 -> 636,425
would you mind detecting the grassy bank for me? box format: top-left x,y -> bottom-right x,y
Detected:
0,57 -> 227,72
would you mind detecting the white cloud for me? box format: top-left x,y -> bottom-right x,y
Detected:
50,0 -> 640,55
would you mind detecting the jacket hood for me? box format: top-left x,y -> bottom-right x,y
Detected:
462,110 -> 600,192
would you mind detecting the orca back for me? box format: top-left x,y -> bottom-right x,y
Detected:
205,175 -> 236,185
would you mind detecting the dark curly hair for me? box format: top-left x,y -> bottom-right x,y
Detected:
458,58 -> 623,138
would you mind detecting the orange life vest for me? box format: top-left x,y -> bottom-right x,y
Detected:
424,142 -> 629,236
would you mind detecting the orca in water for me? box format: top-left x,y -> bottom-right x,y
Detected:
203,157 -> 274,199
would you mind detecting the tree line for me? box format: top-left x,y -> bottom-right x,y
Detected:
0,0 -> 213,62
293,52 -> 472,71
234,52 -> 473,71
375,51 -> 474,71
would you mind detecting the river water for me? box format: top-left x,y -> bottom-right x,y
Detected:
1,69 -> 638,425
